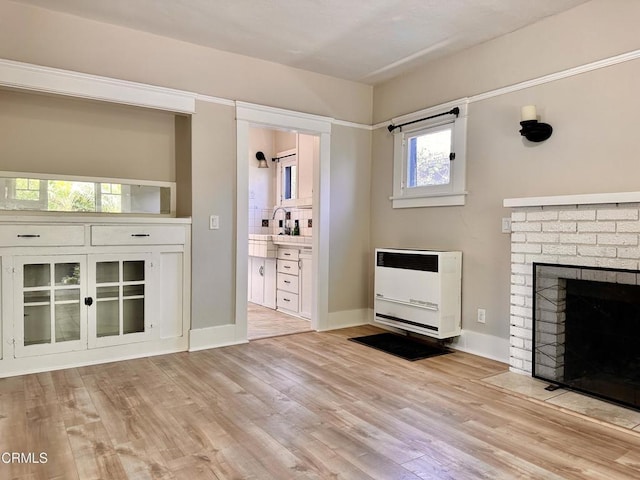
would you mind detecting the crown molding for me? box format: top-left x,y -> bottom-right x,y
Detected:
0,58 -> 196,113
194,93 -> 236,107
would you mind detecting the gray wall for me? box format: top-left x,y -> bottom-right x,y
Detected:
0,2 -> 374,331
0,89 -> 176,181
0,1 -> 372,125
190,101 -> 237,329
329,125 -> 372,313
370,0 -> 640,342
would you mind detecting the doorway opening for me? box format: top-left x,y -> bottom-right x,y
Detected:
246,126 -> 314,340
235,102 -> 331,343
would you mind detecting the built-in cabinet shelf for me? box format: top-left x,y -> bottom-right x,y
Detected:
0,217 -> 191,377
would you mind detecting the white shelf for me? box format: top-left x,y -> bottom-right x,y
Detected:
504,191 -> 640,208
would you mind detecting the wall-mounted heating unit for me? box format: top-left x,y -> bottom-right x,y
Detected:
374,248 -> 462,339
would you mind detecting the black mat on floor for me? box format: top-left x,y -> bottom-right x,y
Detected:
349,332 -> 451,361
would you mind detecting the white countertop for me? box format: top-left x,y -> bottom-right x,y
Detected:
249,233 -> 312,247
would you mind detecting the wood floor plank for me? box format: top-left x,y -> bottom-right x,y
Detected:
1,325 -> 640,479
66,421 -> 128,480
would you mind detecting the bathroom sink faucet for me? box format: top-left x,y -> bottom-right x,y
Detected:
272,207 -> 289,235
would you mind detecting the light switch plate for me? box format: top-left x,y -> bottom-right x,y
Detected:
209,215 -> 219,230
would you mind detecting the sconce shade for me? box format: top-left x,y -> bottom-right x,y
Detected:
256,151 -> 269,168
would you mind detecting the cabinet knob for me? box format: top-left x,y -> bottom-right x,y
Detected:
84,297 -> 94,306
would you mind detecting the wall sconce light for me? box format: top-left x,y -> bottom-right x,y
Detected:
256,151 -> 269,168
519,105 -> 553,142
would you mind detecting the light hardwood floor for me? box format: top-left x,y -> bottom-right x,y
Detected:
247,302 -> 312,340
1,325 -> 640,479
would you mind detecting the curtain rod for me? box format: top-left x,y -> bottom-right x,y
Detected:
387,107 -> 459,133
272,152 -> 296,162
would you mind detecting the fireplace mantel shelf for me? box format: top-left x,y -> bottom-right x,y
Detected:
504,191 -> 640,208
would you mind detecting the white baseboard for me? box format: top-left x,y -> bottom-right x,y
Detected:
188,324 -> 247,352
367,311 -> 509,363
0,337 -> 188,379
449,329 -> 509,363
322,308 -> 371,331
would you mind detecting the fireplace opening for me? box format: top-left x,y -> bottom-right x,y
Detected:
533,263 -> 640,411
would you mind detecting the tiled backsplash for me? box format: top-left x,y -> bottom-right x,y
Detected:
248,206 -> 313,237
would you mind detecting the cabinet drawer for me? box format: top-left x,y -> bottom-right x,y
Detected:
277,259 -> 298,276
278,248 -> 299,261
277,273 -> 298,293
277,290 -> 299,312
0,225 -> 85,247
91,225 -> 185,246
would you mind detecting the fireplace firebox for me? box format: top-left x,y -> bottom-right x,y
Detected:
533,262 -> 640,411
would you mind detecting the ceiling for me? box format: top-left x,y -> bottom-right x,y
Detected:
12,0 -> 588,85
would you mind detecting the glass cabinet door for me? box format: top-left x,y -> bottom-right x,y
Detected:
88,254 -> 151,347
14,256 -> 86,357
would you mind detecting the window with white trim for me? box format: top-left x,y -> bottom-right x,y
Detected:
391,99 -> 468,208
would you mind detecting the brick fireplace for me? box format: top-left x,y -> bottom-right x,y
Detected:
505,192 -> 640,374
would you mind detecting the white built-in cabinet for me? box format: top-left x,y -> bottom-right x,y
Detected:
276,246 -> 312,319
0,217 -> 191,377
248,256 -> 276,309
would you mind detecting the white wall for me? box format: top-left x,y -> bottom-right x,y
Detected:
248,127 -> 276,215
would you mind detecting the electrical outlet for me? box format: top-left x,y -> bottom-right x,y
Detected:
501,217 -> 512,233
477,308 -> 486,323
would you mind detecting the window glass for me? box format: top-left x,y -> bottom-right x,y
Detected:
406,126 -> 452,188
16,178 -> 41,201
